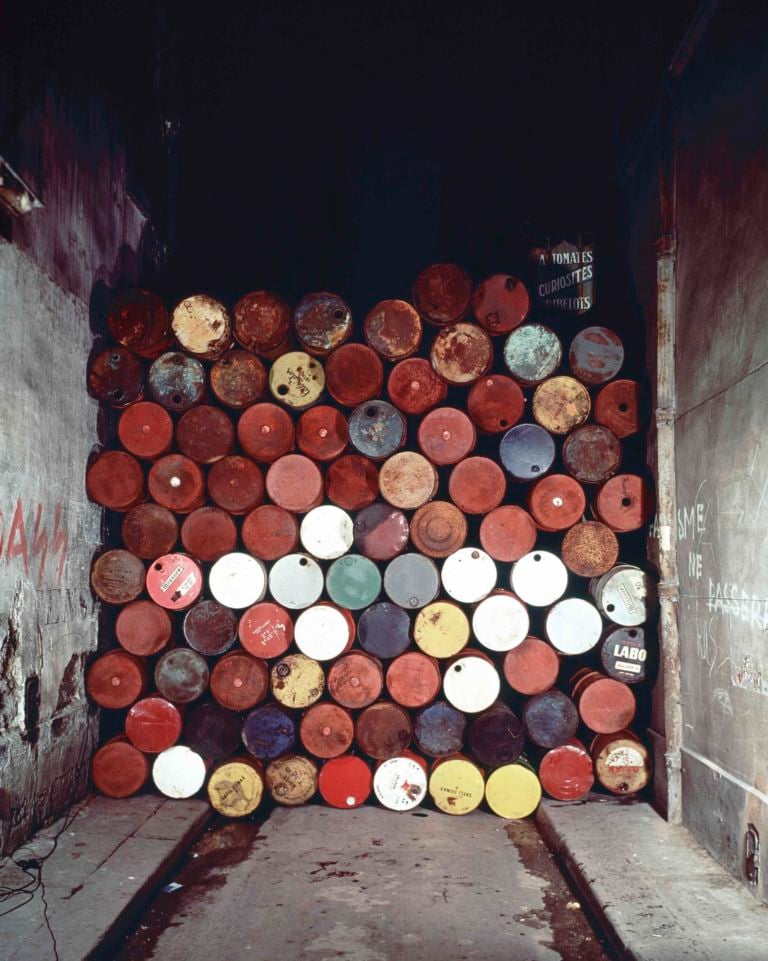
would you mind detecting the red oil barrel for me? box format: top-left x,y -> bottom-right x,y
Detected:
183,599 -> 238,655
594,379 -> 642,438
353,503 -> 409,561
449,457 -> 506,515
107,288 -> 171,359
562,425 -> 621,485
300,505 -> 354,560
355,702 -> 412,759
318,755 -> 373,809
146,553 -> 203,611
595,474 -> 654,532
413,701 -> 467,758
325,343 -> 384,406
91,736 -> 150,798
238,601 -> 294,659
91,550 -> 145,605
171,294 -> 232,360
591,730 -> 651,795
443,651 -> 501,714
413,263 -> 472,325
210,652 -> 270,712
387,357 -> 448,415
467,375 -> 525,434
467,704 -> 525,767
417,407 -> 476,466
522,690 -> 579,748
357,604 -> 411,660
364,299 -> 422,359
300,703 -> 355,759
233,290 -> 291,356
154,648 -> 209,703
379,452 -> 438,511
148,351 -> 206,411
148,454 -> 205,513
207,455 -> 264,515
242,704 -> 296,760
185,701 -> 242,759
117,402 -> 173,460
271,653 -> 325,710
373,754 -> 428,811
207,757 -> 265,817
325,455 -> 379,511
87,347 -> 145,407
386,652 -> 441,709
410,501 -> 467,559
180,507 -> 237,562
472,274 -> 530,334
472,593 -> 529,653
532,376 -> 591,434
294,291 -> 352,355
122,504 -> 178,559
328,652 -> 384,709
479,506 -> 537,562
115,600 -> 172,656
210,350 -> 267,409
569,326 -> 624,385
296,405 -> 348,461
561,521 -> 619,577
545,598 -> 603,656
348,400 -> 406,460
86,451 -> 145,512
176,405 -> 235,463
574,674 -> 637,734
499,423 -> 556,481
441,548 -> 497,604
511,550 -> 568,607
242,505 -> 299,561
503,637 -> 560,696
266,454 -> 323,513
294,604 -> 352,661
503,324 -> 562,386
527,474 -> 586,532
152,746 -> 207,799
86,651 -> 146,709
599,626 -> 648,684
539,740 -> 594,801
126,696 -> 183,754
268,553 -> 325,610
430,323 -> 493,385
237,403 -> 295,463
209,553 -> 267,609
384,553 -> 440,610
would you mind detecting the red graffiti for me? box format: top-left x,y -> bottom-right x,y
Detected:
0,499 -> 69,586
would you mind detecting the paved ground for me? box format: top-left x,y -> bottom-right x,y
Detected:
115,806 -> 611,961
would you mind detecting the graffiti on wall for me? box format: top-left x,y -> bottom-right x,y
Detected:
0,498 -> 69,587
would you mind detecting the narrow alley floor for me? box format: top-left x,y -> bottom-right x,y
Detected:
113,806 -> 611,961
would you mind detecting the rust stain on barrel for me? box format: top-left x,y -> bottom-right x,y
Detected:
430,323 -> 493,385
233,291 -> 291,354
294,292 -> 352,355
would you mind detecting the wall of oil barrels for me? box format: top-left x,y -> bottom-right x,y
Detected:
85,268 -> 656,820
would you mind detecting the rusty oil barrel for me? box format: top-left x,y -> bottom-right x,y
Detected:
237,402 -> 295,463
503,323 -> 562,386
86,450 -> 145,512
266,454 -> 324,513
387,357 -> 448,415
594,474 -> 654,532
293,291 -> 352,356
503,636 -> 560,696
115,600 -> 172,656
532,376 -> 591,434
594,378 -> 642,438
562,424 -> 621,485
467,375 -> 525,434
527,474 -> 586,532
176,405 -> 235,463
91,736 -> 150,798
242,505 -> 299,561
207,455 -> 264,515
327,651 -> 384,709
410,501 -> 467,559
472,274 -> 530,334
325,454 -> 379,511
364,299 -> 422,359
148,351 -> 206,411
183,599 -> 238,656
148,454 -> 205,513
561,521 -> 619,578
573,672 -> 637,734
210,651 -> 270,712
591,730 -> 651,795
417,407 -> 476,466
233,290 -> 291,356
117,402 -> 173,460
430,323 -> 493,385
569,326 -> 624,385
386,651 -> 442,709
479,506 -> 537,562
154,648 -> 209,704
348,399 -> 406,460
91,549 -> 145,605
325,343 -> 384,407
449,456 -> 506,515
379,451 -> 438,511
180,507 -> 237,562
355,701 -> 412,759
86,651 -> 147,709
210,350 -> 267,409
122,504 -> 178,559
107,288 -> 171,358
296,405 -> 348,461
171,294 -> 232,360
413,263 -> 472,325
300,703 -> 355,759
87,347 -> 145,407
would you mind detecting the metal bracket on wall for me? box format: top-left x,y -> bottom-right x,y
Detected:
746,824 -> 759,885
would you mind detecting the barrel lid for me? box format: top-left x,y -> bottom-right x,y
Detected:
238,601 -> 294,658
299,703 -> 355,759
242,704 -> 296,760
479,506 -> 537,563
269,351 -> 325,409
472,274 -> 530,334
180,507 -> 237,562
578,677 -> 636,734
207,759 -> 264,816
242,505 -> 299,561
417,407 -> 476,465
210,350 -> 267,409
348,400 -> 406,460
91,549 -> 146,605
355,702 -> 412,759
326,554 -> 382,610
410,501 -> 468,559
562,424 -> 622,485
357,604 -> 411,660
118,402 -> 174,459
107,288 -> 171,359
325,455 -> 379,511
185,701 -> 242,759
176,405 -> 235,465
296,405 -> 348,461
499,424 -> 556,481
266,755 -> 319,806
325,343 -> 384,407
122,504 -> 179,560
600,626 -> 648,683
125,696 -> 182,754
148,454 -> 205,513
86,451 -> 145,512
384,553 -> 440,610
522,690 -> 579,748
595,474 -> 654,532
327,652 -> 384,709
569,326 -> 624,385
148,351 -> 206,412
268,554 -> 325,610
87,347 -> 146,407
467,706 -> 526,767
485,764 -> 542,818
379,452 -> 438,511
171,294 -> 232,360
594,565 -> 654,626
593,735 -> 651,795
271,653 -> 325,709
154,648 -> 209,703
594,379 -> 641,438
528,474 -> 586,531
233,290 -> 291,354
443,656 -> 501,714
153,746 -> 207,799
414,602 -> 470,659
294,605 -> 351,661
92,739 -> 150,798
545,598 -> 603,656
449,457 -> 506,515
387,358 -> 448,415
181,599 -> 237,656
86,651 -> 145,710
539,742 -> 595,801
561,521 -> 619,578
473,594 -> 530,652
386,652 -> 441,708
353,503 -> 409,561
503,637 -> 560,696
413,263 -> 472,325
503,324 -> 562,386
318,755 -> 373,809
429,758 -> 485,815
210,652 -> 270,711
294,291 -> 352,355
510,551 -> 567,607
237,403 -> 295,462
209,552 -> 267,609
373,756 -> 428,811
266,454 -> 323,513
467,375 -> 525,434
300,505 -> 354,560
413,701 -> 467,758
430,323 -> 493,385
532,376 -> 591,434
441,548 -> 497,604
115,600 -> 172,656
364,299 -> 422,360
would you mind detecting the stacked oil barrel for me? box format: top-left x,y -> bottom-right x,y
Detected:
85,263 -> 656,821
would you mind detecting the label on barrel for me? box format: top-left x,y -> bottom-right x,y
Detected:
208,761 -> 264,817
530,239 -> 594,314
600,627 -> 648,683
374,756 -> 428,811
266,755 -> 318,806
429,758 -> 485,815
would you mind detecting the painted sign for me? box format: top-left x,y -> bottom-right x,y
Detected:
530,238 -> 594,314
